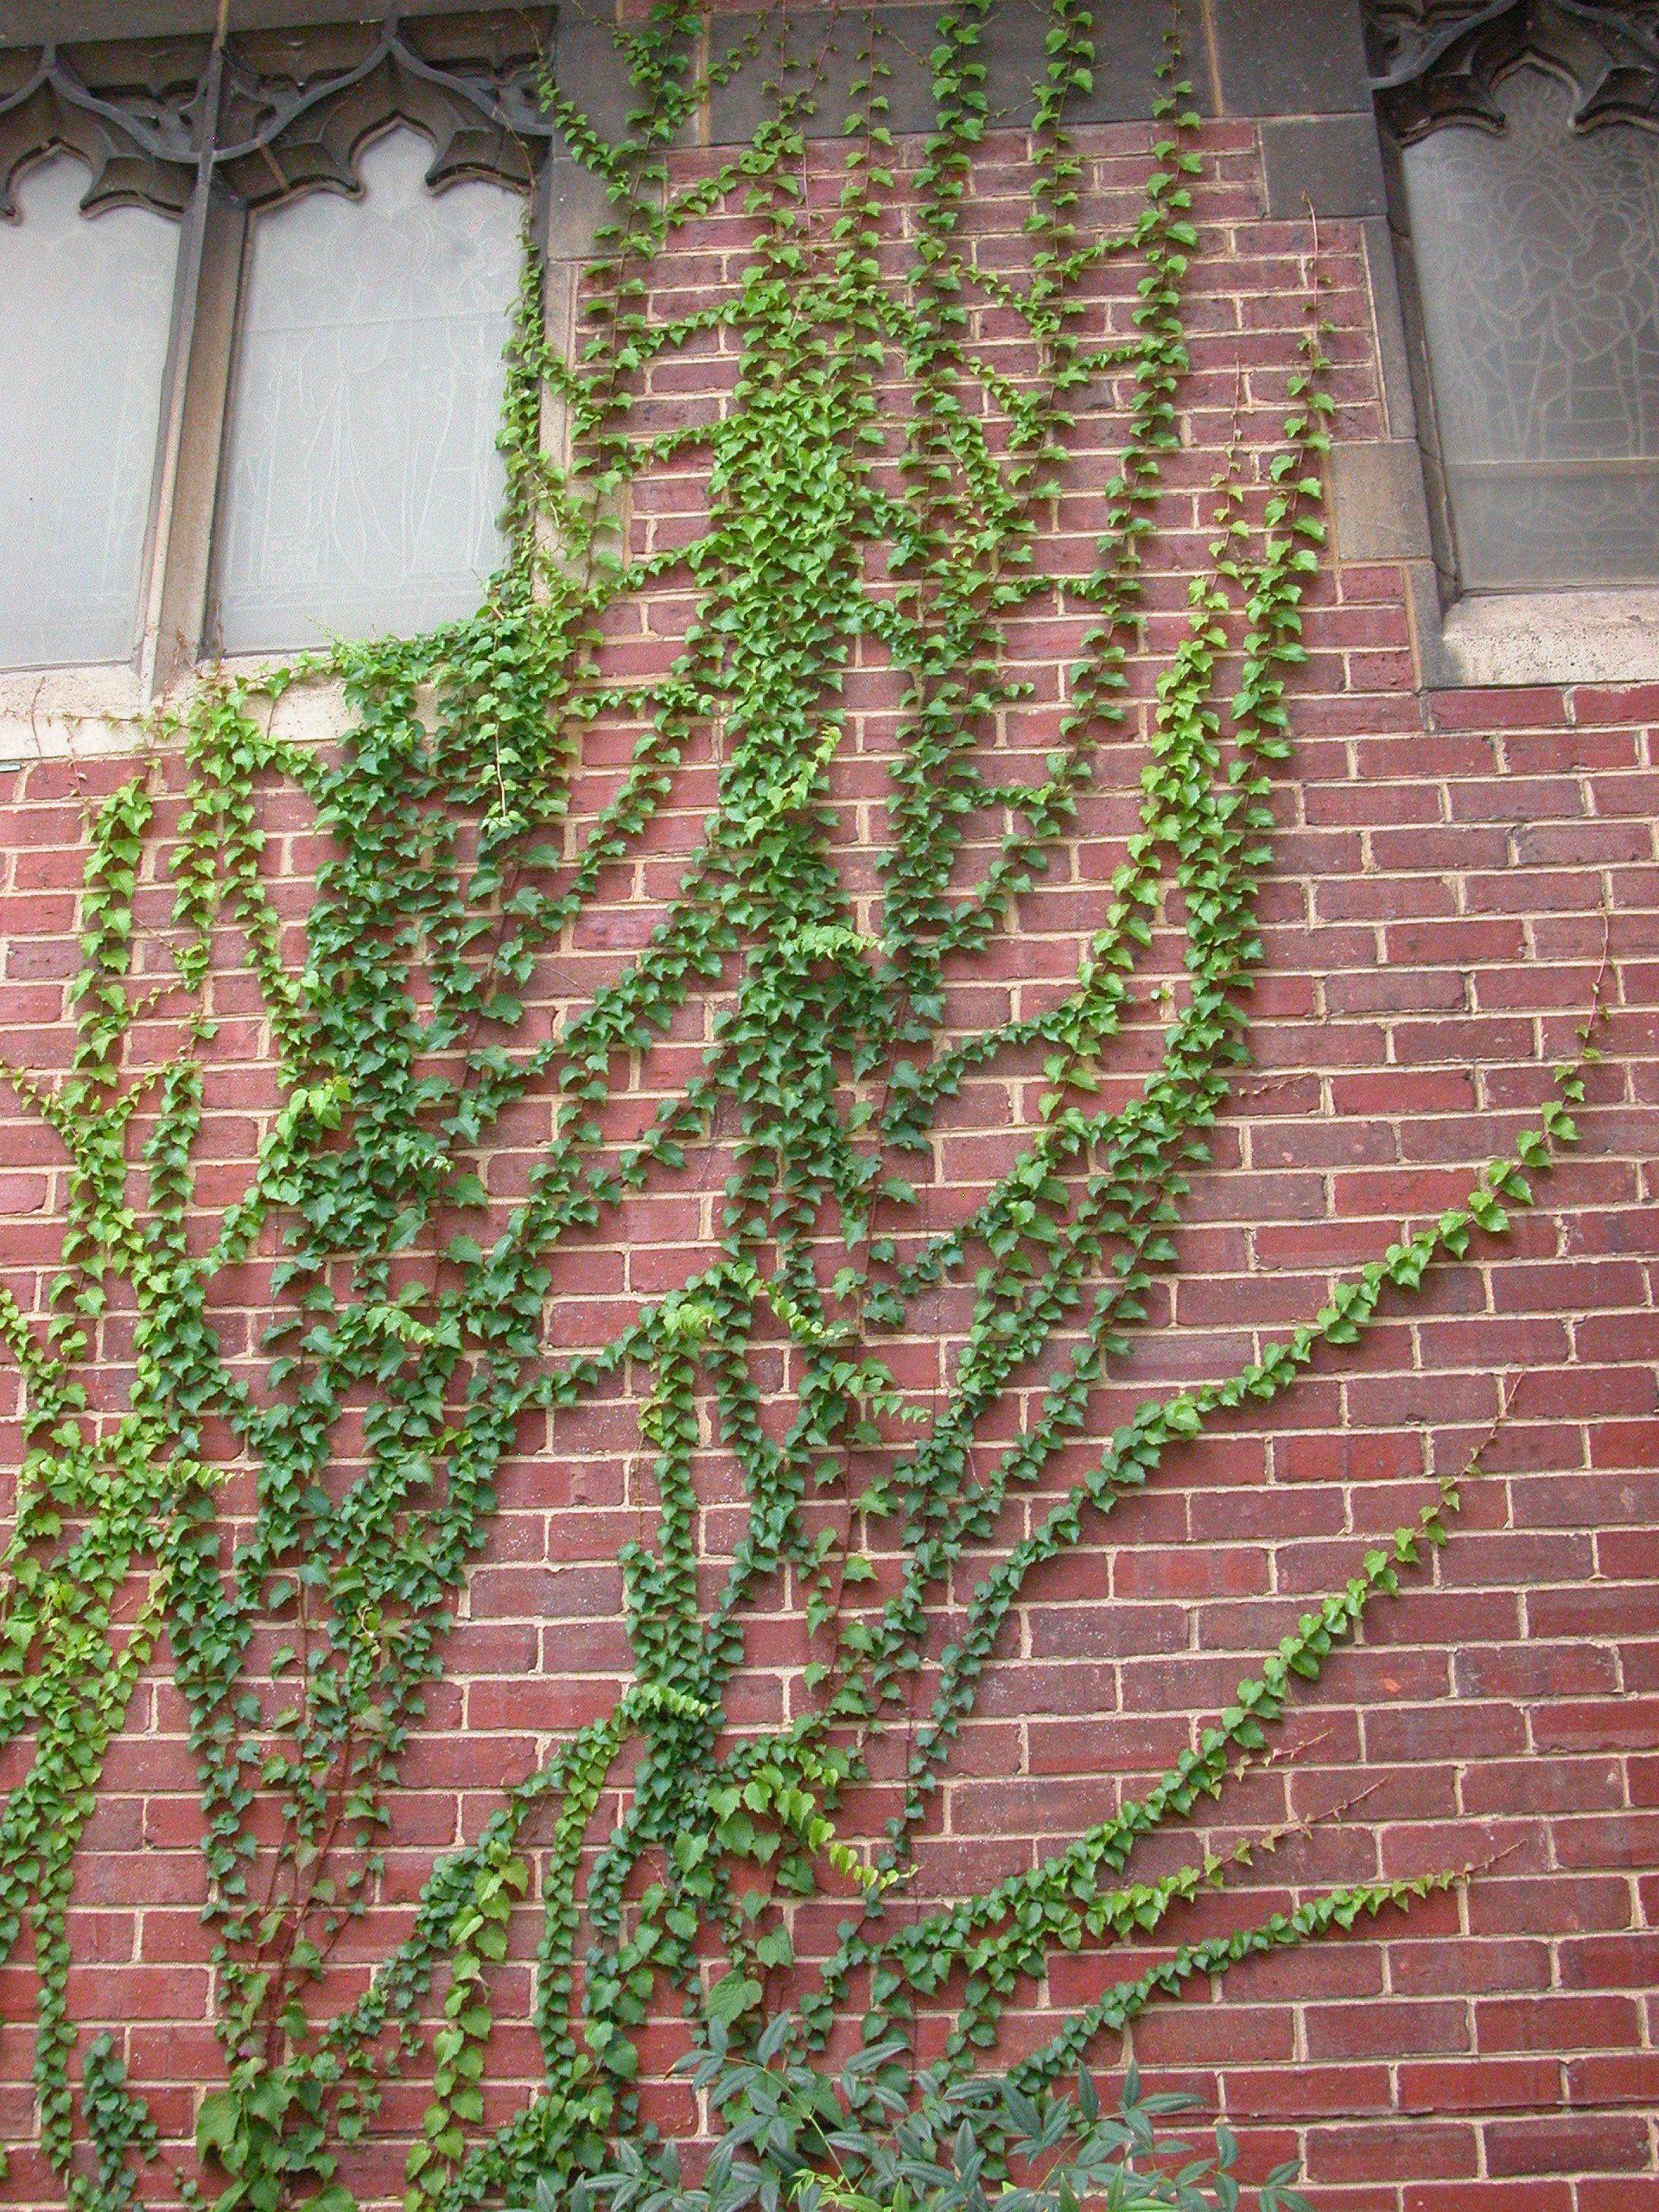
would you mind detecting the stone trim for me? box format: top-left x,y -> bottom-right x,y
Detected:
0,38 -> 206,219
1363,0 -> 1659,144
1330,439 -> 1436,565
1208,0 -> 1375,117
0,12 -> 556,219
1432,585 -> 1659,687
1260,112 -> 1389,215
0,7 -> 555,708
0,659 -> 356,766
1357,7 -> 1659,687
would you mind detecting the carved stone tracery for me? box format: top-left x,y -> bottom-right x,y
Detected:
1363,0 -> 1659,140
0,8 -> 556,222
0,41 -> 207,219
214,12 -> 557,211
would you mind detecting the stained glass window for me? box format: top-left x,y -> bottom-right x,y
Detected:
0,156 -> 180,670
1402,67 -> 1659,592
213,127 -> 520,654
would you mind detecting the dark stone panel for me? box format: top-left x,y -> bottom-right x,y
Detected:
1210,0 -> 1371,117
1073,0 -> 1212,119
1329,438 -> 1434,563
2,0 -> 492,36
706,0 -> 1208,145
1402,556 -> 1458,688
978,0 -> 1211,129
859,6 -> 944,134
702,13 -> 787,146
1260,112 -> 1385,217
1361,214 -> 1416,443
974,0 -> 1041,130
551,3 -> 645,153
543,153 -> 613,263
706,8 -> 938,145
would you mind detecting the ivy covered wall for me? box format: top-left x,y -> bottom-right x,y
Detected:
0,8 -> 1654,2212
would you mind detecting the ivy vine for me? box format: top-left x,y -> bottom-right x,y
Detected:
0,8 -> 1596,2212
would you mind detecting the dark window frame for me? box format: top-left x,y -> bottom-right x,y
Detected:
1365,0 -> 1659,613
0,4 -> 554,689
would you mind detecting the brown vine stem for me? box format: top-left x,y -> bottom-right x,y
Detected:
1233,1723 -> 1334,1782
1455,1834 -> 1528,1890
257,1720 -> 359,2065
1581,899 -> 1613,1051
1289,1777 -> 1382,1843
1464,1366 -> 1523,1480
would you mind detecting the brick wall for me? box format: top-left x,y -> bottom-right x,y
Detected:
0,105 -> 1655,2212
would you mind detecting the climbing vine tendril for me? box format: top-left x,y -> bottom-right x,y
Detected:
0,10 -> 1592,2212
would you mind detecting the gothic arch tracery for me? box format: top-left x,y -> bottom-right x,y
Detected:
1363,0 -> 1659,140
0,10 -> 556,224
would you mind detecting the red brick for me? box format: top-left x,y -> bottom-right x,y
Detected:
0,105 -> 1652,2212
1484,2112 -> 1653,2177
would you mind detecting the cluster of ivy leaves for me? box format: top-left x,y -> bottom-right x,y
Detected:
0,6 -> 1592,2212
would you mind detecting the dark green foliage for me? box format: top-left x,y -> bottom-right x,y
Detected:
563,2037 -> 1309,2212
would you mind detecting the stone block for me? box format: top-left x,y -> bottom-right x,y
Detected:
1331,438 -> 1434,562
980,0 -> 1212,128
1261,113 -> 1386,217
706,8 -> 937,143
1361,216 -> 1417,442
1210,0 -> 1371,116
543,156 -> 615,267
1439,586 -> 1659,689
552,7 -> 647,153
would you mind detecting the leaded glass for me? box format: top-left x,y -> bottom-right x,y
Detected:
213,127 -> 519,654
1403,67 -> 1659,590
0,156 -> 179,670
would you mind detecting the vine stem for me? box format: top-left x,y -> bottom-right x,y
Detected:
0,19 -> 1605,2212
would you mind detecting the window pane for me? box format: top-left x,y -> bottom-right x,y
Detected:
214,129 -> 520,653
1403,68 -> 1659,591
0,157 -> 178,670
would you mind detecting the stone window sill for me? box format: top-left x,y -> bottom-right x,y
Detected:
1327,434 -> 1659,691
0,658 -> 350,768
1431,588 -> 1659,690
